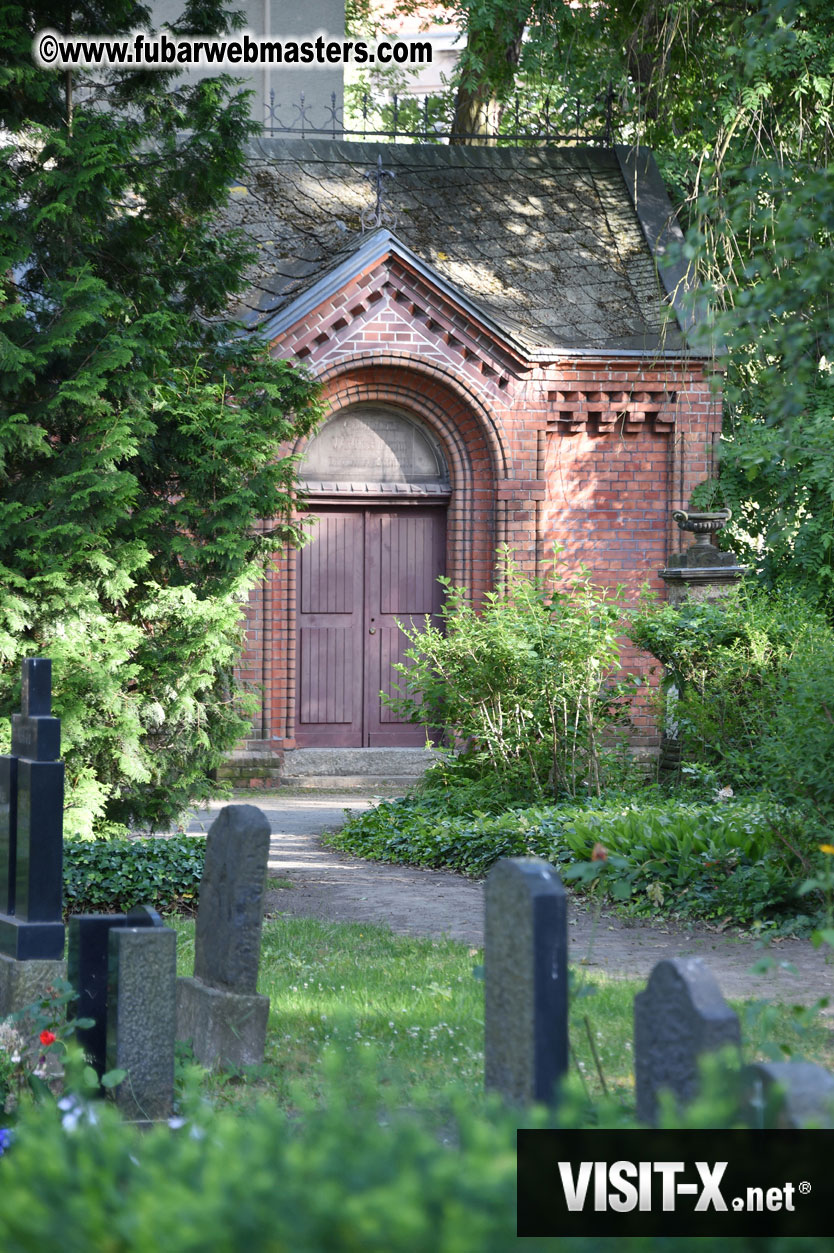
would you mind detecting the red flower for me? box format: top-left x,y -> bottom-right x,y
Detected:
39,1030 -> 56,1047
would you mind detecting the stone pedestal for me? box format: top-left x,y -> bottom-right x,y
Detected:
0,952 -> 67,1018
659,560 -> 749,607
177,977 -> 270,1069
658,511 -> 749,773
660,509 -> 748,605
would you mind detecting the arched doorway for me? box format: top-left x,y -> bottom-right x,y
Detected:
295,407 -> 450,747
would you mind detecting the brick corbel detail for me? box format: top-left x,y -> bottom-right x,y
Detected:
546,381 -> 680,435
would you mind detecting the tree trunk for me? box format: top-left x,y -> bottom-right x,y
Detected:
450,3 -> 528,145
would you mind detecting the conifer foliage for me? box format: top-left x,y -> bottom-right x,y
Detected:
0,3 -> 321,834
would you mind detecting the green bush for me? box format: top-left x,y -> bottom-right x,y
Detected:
329,795 -> 813,929
386,548 -> 637,800
0,1069 -> 528,1253
1,1052 -> 830,1252
62,835 -> 205,917
630,588 -> 834,838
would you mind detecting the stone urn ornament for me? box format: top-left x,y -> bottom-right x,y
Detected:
669,508 -> 737,569
660,505 -> 747,605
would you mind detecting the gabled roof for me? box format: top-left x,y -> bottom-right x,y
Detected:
253,225 -> 543,359
224,137 -> 695,357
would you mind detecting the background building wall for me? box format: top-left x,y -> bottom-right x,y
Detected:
148,0 -> 345,128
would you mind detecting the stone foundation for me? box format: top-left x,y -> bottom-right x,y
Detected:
176,976 -> 269,1069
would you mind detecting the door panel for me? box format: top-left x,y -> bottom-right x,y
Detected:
365,510 -> 446,746
295,506 -> 446,747
296,512 -> 364,746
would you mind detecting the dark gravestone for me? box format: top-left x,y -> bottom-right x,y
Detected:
484,857 -> 568,1105
0,755 -> 17,916
107,923 -> 177,1121
634,956 -> 741,1125
68,906 -> 163,1080
177,804 -> 271,1068
0,658 -> 64,961
193,804 -> 271,992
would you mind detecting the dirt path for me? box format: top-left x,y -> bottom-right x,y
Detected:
188,795 -> 834,1005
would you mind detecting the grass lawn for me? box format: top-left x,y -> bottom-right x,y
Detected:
169,914 -> 834,1117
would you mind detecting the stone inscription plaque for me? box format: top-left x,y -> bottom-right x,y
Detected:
302,408 -> 448,485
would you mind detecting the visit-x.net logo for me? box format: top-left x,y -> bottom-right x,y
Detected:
518,1130 -> 832,1237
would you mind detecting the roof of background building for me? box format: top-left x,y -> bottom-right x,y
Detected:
224,137 -> 692,356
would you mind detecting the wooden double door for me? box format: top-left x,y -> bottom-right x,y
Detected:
295,505 -> 446,746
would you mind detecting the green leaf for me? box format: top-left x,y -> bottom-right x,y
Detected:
100,1068 -> 127,1089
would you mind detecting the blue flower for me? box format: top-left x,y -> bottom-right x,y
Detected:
0,1127 -> 12,1158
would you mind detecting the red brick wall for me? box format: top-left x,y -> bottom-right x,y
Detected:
236,258 -> 722,751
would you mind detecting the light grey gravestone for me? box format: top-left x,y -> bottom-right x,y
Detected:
106,925 -> 177,1122
176,804 -> 271,1069
484,857 -> 568,1105
634,956 -> 741,1124
742,1061 -> 834,1128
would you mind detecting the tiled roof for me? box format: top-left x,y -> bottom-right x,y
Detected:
224,137 -> 687,354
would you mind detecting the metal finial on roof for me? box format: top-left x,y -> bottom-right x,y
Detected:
360,155 -> 398,233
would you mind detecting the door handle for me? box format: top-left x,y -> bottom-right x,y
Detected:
368,627 -> 376,634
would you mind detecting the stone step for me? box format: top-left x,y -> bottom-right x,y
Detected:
216,746 -> 441,791
283,748 -> 440,777
277,774 -> 419,791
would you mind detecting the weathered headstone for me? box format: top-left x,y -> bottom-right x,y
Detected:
0,659 -> 66,1015
106,923 -> 177,1122
742,1061 -> 834,1129
68,905 -> 164,1080
176,804 -> 271,1068
634,956 -> 741,1124
484,857 -> 568,1105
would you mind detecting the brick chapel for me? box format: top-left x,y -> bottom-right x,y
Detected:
222,137 -> 721,778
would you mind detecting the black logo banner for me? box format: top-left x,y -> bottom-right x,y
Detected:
518,1129 -> 834,1237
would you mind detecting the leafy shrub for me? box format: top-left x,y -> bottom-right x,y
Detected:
386,548 -> 637,799
63,835 -> 205,917
705,372 -> 834,616
0,1066 -> 530,1253
550,800 -> 806,928
411,752 -> 547,812
757,637 -> 834,833
0,1049 -> 811,1253
329,795 -> 812,929
630,588 -> 834,836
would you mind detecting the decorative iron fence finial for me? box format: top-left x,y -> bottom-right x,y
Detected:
360,154 -> 398,232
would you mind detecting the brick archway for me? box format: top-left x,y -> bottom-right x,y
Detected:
263,358 -> 507,747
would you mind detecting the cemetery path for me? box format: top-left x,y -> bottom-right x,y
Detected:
187,794 -> 834,1006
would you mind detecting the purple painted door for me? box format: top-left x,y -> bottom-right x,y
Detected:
296,506 -> 446,747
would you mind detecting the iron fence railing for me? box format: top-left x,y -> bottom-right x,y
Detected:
262,89 -> 614,146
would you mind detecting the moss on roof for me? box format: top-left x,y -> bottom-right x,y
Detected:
225,138 -> 684,353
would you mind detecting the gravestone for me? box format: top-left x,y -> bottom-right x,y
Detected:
634,956 -> 741,1124
176,804 -> 271,1068
484,857 -> 568,1105
742,1061 -> 834,1129
68,905 -> 164,1081
106,922 -> 177,1122
0,659 -> 66,1016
